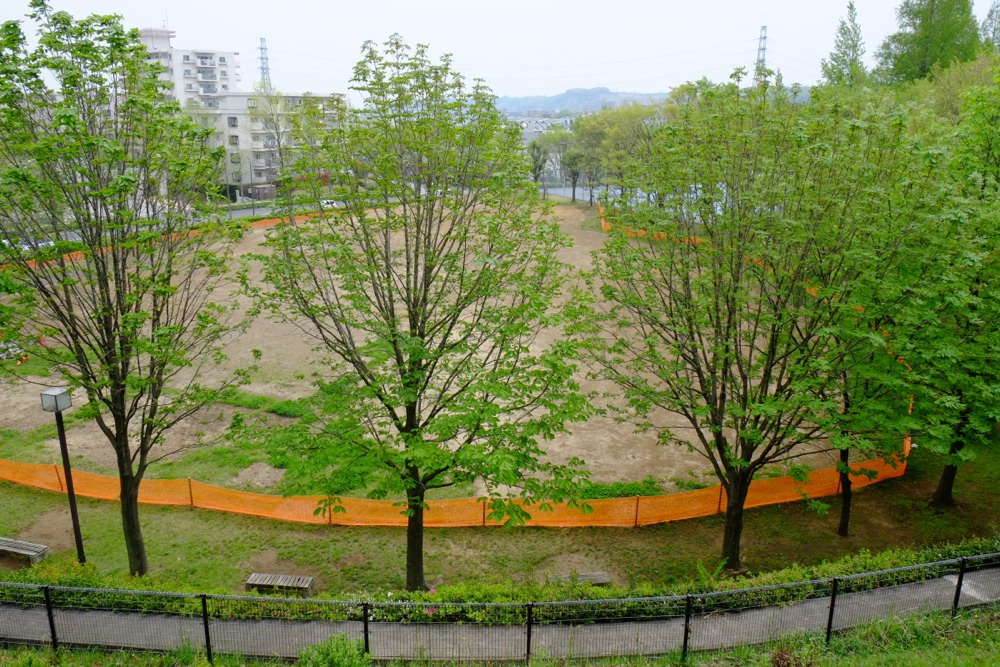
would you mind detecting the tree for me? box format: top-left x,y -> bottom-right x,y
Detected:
982,0 -> 1000,50
249,36 -> 591,591
585,77 -> 940,570
821,1 -> 867,86
876,0 -> 980,83
895,73 -> 1000,507
247,82 -> 295,208
0,1 -> 248,575
571,114 -> 607,206
561,145 -> 586,203
527,139 -> 549,192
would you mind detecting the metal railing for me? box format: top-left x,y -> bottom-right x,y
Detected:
1,552 -> 997,663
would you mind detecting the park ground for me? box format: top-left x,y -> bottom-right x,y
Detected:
0,200 -> 997,592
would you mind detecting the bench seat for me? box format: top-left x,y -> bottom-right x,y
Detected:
0,537 -> 49,564
246,572 -> 314,597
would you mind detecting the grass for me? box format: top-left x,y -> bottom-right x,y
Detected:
1,441 -> 998,594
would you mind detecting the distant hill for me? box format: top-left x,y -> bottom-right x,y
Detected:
496,87 -> 671,115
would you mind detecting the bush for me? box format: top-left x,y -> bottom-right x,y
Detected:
579,476 -> 664,499
297,634 -> 369,667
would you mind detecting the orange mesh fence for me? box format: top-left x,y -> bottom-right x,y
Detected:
0,439 -> 910,529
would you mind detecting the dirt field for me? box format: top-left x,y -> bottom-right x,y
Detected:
0,203 -> 838,494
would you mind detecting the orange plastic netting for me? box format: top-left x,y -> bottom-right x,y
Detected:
0,440 -> 909,528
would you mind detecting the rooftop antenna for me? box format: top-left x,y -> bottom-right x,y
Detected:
753,25 -> 767,85
258,37 -> 272,87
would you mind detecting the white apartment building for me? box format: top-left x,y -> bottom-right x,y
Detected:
138,29 -> 341,198
139,28 -> 242,108
216,92 -> 304,195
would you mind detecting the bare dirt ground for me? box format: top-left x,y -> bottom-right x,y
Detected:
0,202 -> 836,491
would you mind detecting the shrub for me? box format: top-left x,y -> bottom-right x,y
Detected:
579,476 -> 664,499
297,634 -> 369,667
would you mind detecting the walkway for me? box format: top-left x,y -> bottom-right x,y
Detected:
1,567 -> 997,661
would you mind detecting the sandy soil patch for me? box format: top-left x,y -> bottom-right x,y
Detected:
0,203 -> 836,491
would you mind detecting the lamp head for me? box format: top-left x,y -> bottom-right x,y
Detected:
40,386 -> 72,413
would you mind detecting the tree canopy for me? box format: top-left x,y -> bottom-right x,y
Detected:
584,77 -> 943,570
822,1 -> 867,85
248,36 -> 592,591
877,0 -> 980,83
0,1 -> 248,574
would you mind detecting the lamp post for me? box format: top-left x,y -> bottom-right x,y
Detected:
40,387 -> 86,564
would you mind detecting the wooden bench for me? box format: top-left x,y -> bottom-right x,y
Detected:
246,573 -> 314,597
0,537 -> 49,564
557,571 -> 613,587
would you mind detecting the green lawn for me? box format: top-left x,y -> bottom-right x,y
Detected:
1,440 -> 997,594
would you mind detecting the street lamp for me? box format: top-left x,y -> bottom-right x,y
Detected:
40,387 -> 86,564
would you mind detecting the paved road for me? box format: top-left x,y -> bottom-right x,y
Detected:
1,568 -> 997,660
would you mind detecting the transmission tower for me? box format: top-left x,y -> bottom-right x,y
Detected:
752,26 -> 767,85
258,37 -> 271,87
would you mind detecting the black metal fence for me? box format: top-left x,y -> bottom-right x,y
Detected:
1,552 -> 998,663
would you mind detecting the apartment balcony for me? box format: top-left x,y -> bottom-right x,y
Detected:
200,86 -> 218,95
196,58 -> 216,67
198,72 -> 217,81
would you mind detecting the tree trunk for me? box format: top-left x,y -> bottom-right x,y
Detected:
837,448 -> 852,537
405,487 -> 427,591
930,441 -> 964,507
119,474 -> 148,576
721,471 -> 752,571
570,177 -> 578,203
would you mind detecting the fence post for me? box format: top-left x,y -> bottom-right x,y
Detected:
525,603 -> 534,664
201,594 -> 213,664
826,578 -> 839,644
681,595 -> 692,664
952,557 -> 967,618
362,603 -> 370,655
43,586 -> 58,651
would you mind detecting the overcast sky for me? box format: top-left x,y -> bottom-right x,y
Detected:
8,1 -> 995,100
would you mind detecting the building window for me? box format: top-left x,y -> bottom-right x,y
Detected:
231,172 -> 242,182
220,70 -> 227,77
185,83 -> 193,90
222,84 -> 229,91
229,135 -> 240,146
219,56 -> 227,63
183,54 -> 190,61
247,99 -> 257,108
230,153 -> 241,164
184,69 -> 192,76
227,116 -> 238,127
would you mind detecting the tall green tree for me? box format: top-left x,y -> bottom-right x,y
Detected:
821,1 -> 868,85
585,77 -> 940,570
249,36 -> 591,591
982,0 -> 1000,49
527,139 -> 549,189
876,0 -> 980,83
894,71 -> 1000,507
0,1 -> 248,575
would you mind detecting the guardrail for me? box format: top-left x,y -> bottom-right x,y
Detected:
1,552 -> 997,663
